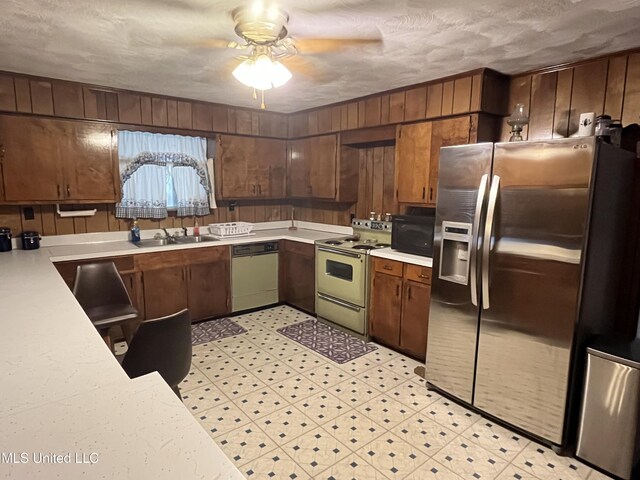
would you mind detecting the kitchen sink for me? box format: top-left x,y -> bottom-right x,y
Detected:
174,235 -> 219,244
133,238 -> 176,248
133,235 -> 218,248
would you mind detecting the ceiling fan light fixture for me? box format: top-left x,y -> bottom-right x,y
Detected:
232,52 -> 292,92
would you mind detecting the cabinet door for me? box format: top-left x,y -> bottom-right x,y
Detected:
121,271 -> 145,321
289,138 -> 311,197
63,122 -> 118,201
428,116 -> 471,204
188,260 -> 230,321
288,135 -> 337,199
308,135 -> 337,199
218,135 -> 255,198
395,122 -> 432,203
369,272 -> 402,348
0,115 -> 65,201
218,135 -> 286,199
142,266 -> 188,320
257,138 -> 287,198
280,242 -> 315,313
400,281 -> 431,360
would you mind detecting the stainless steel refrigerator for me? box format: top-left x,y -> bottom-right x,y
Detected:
425,137 -> 635,447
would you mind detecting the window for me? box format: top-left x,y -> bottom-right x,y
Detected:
115,131 -> 216,219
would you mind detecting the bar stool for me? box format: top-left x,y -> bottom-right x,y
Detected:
73,262 -> 139,349
121,309 -> 192,399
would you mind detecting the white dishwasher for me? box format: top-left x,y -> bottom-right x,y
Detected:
231,241 -> 279,312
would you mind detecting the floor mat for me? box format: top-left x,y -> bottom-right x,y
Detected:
192,318 -> 247,345
277,319 -> 377,363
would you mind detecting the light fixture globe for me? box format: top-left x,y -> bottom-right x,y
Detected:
232,52 -> 292,91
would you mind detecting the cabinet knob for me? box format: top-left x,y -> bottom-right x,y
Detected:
66,185 -> 71,197
422,187 -> 426,199
396,284 -> 400,296
57,184 -> 61,198
383,265 -> 393,271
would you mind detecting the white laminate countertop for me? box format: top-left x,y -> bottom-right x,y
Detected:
0,372 -> 242,480
0,222 -> 344,479
371,248 -> 433,268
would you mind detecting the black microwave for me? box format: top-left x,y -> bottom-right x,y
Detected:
391,214 -> 435,257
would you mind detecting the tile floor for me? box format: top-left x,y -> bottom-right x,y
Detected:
120,305 -> 612,479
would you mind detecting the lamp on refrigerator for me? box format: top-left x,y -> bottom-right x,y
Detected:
507,103 -> 529,142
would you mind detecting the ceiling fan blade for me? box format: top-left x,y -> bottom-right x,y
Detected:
188,38 -> 239,49
292,37 -> 382,54
281,56 -> 332,84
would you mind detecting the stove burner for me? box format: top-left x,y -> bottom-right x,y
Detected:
352,245 -> 376,251
376,243 -> 391,248
344,236 -> 360,242
324,240 -> 343,246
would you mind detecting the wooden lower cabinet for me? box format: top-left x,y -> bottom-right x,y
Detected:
400,281 -> 431,358
142,265 -> 189,320
369,257 -> 432,360
137,246 -> 231,321
369,272 -> 403,347
55,246 -> 231,324
188,260 -> 230,321
279,240 -> 315,313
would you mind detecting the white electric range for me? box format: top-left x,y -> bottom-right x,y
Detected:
315,218 -> 392,337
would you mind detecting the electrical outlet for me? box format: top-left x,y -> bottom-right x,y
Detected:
22,207 -> 34,221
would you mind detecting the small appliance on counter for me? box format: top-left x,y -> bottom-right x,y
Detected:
21,231 -> 41,250
391,208 -> 436,257
0,227 -> 12,252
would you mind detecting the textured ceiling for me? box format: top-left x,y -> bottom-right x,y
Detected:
1,0 -> 639,113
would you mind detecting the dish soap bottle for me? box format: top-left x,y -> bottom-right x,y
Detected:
130,218 -> 141,243
193,219 -> 200,237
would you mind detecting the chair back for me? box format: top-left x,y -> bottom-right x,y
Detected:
121,309 -> 192,389
72,262 -> 132,310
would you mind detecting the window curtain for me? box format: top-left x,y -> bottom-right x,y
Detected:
116,131 -> 213,219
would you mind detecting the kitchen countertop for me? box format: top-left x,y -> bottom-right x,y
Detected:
0,220 -> 433,478
371,248 -> 433,268
0,221 -> 344,479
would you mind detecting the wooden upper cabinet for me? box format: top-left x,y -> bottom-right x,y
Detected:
217,134 -> 286,199
289,135 -> 336,199
428,115 -> 472,204
395,121 -> 432,204
0,115 -> 118,203
288,134 -> 357,202
395,115 -> 472,206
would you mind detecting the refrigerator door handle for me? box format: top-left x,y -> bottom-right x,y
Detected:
482,175 -> 500,310
470,174 -> 489,307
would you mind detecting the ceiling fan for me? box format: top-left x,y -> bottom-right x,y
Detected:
186,1 -> 383,108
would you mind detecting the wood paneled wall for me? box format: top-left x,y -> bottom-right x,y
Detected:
288,69 -> 508,138
0,72 -> 288,138
1,49 -> 639,235
500,51 -> 640,141
0,202 -> 294,236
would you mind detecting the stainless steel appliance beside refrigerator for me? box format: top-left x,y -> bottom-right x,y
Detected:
426,137 -> 635,448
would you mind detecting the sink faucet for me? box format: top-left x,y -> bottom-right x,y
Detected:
182,227 -> 188,237
161,228 -> 174,239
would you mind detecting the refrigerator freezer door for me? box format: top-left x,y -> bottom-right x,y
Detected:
426,143 -> 493,404
474,138 -> 595,444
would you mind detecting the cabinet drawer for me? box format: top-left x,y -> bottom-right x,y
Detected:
372,257 -> 403,277
404,264 -> 432,284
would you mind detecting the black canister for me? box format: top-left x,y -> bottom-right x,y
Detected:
21,231 -> 41,250
0,227 -> 12,252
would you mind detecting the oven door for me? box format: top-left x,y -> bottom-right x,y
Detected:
316,246 -> 367,307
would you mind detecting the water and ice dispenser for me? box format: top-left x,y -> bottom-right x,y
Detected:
438,221 -> 472,285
